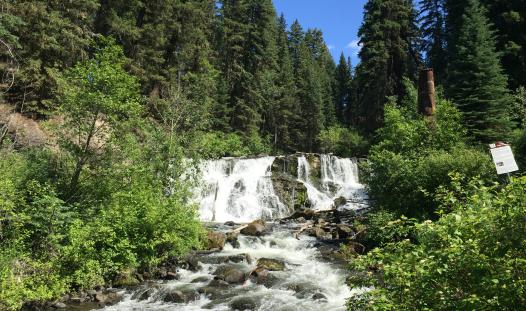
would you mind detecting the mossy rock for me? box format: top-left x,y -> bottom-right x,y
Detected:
256,258 -> 285,271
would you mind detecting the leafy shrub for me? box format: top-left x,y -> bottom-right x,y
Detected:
363,99 -> 495,218
191,131 -> 271,158
317,125 -> 369,157
349,177 -> 526,310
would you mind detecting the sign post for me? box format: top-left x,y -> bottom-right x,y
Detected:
489,142 -> 519,182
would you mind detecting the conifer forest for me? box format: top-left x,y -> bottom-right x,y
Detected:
1,0 -> 526,310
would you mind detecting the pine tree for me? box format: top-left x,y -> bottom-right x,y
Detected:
335,53 -> 352,124
265,15 -> 300,151
447,0 -> 513,142
354,0 -> 419,133
218,0 -> 278,137
481,0 -> 526,89
288,20 -> 304,75
296,41 -> 323,151
304,29 -> 337,128
419,0 -> 447,83
6,0 -> 99,113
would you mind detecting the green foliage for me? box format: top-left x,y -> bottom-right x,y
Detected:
317,125 -> 369,157
191,131 -> 271,159
446,0 -> 513,142
349,176 -> 526,310
364,98 -> 495,218
353,0 -> 419,133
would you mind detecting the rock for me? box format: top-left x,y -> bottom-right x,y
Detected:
333,196 -> 347,208
230,297 -> 259,310
226,231 -> 240,247
207,279 -> 230,287
213,265 -> 246,284
240,220 -> 267,236
52,302 -> 67,309
86,289 -> 97,296
163,290 -> 186,303
163,271 -> 179,280
312,293 -> 327,301
95,292 -> 121,305
310,226 -> 331,240
113,270 -> 140,287
336,224 -> 353,239
191,276 -> 210,283
207,230 -> 226,250
271,173 -> 308,213
256,258 -> 285,271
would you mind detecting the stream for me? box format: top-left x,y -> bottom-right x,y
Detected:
78,154 -> 369,311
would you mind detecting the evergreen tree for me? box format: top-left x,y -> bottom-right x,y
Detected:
217,0 -> 278,137
288,20 -> 304,75
447,0 -> 513,142
296,41 -> 323,151
265,15 -> 300,151
354,0 -> 419,133
6,0 -> 99,113
419,0 -> 447,83
304,29 -> 337,128
481,0 -> 526,89
335,53 -> 352,124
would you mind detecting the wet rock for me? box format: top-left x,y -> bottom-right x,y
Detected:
333,196 -> 347,208
230,296 -> 259,310
312,293 -> 327,301
163,289 -> 186,303
52,302 -> 67,309
271,173 -> 308,213
240,220 -> 267,236
191,276 -> 210,283
163,271 -> 179,280
336,224 -> 353,239
310,227 -> 331,240
284,282 -> 319,299
224,221 -> 236,226
94,291 -> 122,305
213,265 -> 246,284
207,231 -> 226,250
257,258 -> 285,271
226,231 -> 240,248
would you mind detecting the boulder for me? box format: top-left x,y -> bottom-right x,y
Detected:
163,271 -> 179,280
224,221 -> 236,226
240,220 -> 267,236
94,291 -> 122,305
336,224 -> 353,239
213,265 -> 246,284
163,290 -> 186,303
256,258 -> 285,271
312,293 -> 327,301
230,297 -> 259,310
52,302 -> 67,309
333,196 -> 347,208
226,231 -> 240,248
207,231 -> 226,250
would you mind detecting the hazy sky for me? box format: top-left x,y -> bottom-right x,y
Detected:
273,0 -> 367,65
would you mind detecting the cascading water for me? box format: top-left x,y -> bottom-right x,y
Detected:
298,154 -> 367,211
197,157 -> 287,223
96,154 -> 369,311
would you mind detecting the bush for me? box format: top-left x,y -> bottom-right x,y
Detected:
317,125 -> 369,157
348,177 -> 526,310
363,99 -> 495,218
191,131 -> 271,158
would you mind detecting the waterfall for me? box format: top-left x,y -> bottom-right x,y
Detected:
197,157 -> 287,223
298,154 -> 367,211
196,154 -> 368,223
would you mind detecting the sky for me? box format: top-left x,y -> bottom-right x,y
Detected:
273,0 -> 368,65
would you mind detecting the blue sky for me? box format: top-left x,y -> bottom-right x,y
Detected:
273,0 -> 368,65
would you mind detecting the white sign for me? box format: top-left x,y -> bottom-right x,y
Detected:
489,144 -> 519,175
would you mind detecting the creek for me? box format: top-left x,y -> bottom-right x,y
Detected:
93,154 -> 369,311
